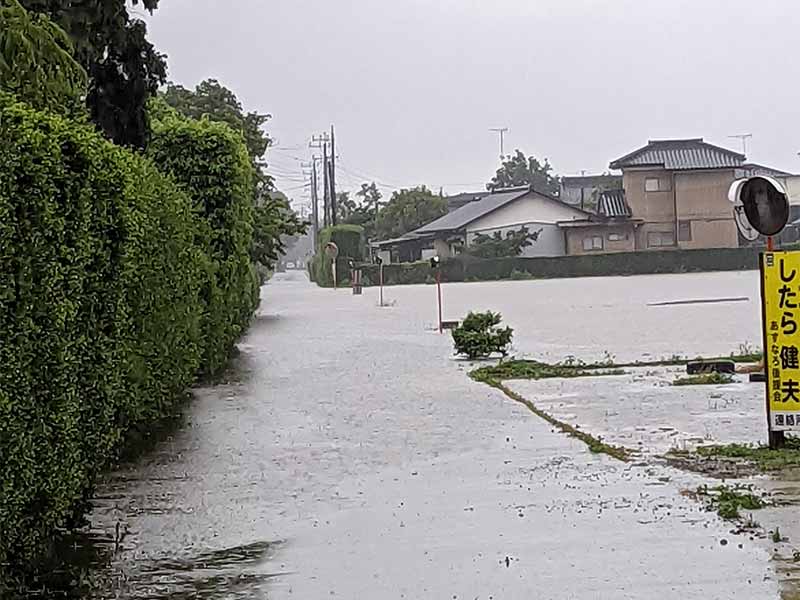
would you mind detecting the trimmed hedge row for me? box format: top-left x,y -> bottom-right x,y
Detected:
309,225 -> 364,286
149,115 -> 259,376
0,96 -> 256,578
355,247 -> 764,287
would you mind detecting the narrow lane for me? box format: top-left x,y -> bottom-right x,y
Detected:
94,272 -> 777,599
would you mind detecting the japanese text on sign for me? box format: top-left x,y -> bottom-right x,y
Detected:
762,251 -> 800,430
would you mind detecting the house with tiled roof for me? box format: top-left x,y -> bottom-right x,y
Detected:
373,186 -> 590,261
607,138 -> 750,250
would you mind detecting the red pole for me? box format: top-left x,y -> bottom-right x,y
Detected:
767,236 -> 775,252
436,269 -> 443,334
379,264 -> 384,307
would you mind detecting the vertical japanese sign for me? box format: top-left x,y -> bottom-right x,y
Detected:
761,251 -> 800,431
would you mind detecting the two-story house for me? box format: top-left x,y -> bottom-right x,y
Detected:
607,138 -> 754,250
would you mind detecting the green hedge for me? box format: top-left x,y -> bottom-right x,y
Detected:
0,96 -> 258,580
148,115 -> 258,376
355,247 -> 764,287
310,225 -> 364,286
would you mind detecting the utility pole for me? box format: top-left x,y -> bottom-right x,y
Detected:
301,160 -> 319,249
330,125 -> 337,226
310,133 -> 331,227
489,127 -> 509,161
728,133 -> 752,156
311,159 -> 319,245
322,141 -> 329,227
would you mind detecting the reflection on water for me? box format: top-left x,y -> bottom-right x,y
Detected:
117,540 -> 284,600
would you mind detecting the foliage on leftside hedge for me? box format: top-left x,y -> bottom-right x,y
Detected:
148,114 -> 259,376
0,94 -> 208,579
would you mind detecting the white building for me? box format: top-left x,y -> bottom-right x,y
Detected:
409,186 -> 590,259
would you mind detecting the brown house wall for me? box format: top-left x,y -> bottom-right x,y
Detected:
623,168 -> 738,250
623,169 -> 675,250
674,170 -> 738,249
565,224 -> 637,255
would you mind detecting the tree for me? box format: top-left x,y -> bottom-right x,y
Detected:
20,0 -> 166,148
356,182 -> 383,220
374,186 -> 447,240
160,80 -> 307,271
335,184 -> 383,238
162,80 -> 271,166
161,79 -> 274,195
0,0 -> 86,112
252,192 -> 307,271
487,150 -> 560,197
467,226 -> 541,259
335,191 -> 357,223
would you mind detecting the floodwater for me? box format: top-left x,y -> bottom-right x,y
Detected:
85,270 -> 780,599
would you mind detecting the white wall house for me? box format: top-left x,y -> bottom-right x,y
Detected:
413,187 -> 590,258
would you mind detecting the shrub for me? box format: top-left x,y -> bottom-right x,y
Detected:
148,115 -> 258,376
319,224 -> 364,260
452,311 -> 513,359
0,94 -> 209,577
311,225 -> 365,286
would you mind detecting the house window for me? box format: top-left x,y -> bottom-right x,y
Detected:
647,230 -> 675,248
678,220 -> 692,242
645,178 -> 660,192
608,233 -> 623,242
582,235 -> 603,251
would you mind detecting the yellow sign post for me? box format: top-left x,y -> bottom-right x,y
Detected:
760,251 -> 800,446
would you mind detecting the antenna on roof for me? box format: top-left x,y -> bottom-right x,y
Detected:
728,133 -> 752,156
489,127 -> 509,162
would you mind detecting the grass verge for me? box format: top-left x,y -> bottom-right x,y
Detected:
471,360 -> 625,381
673,372 -> 734,386
469,363 -> 632,462
676,438 -> 800,472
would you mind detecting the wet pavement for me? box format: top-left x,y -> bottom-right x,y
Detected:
88,270 -> 780,598
508,365 -> 800,595
508,368 -> 766,458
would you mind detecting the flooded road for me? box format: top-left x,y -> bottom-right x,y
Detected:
91,270 -> 778,598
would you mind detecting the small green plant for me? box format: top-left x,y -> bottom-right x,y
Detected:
732,342 -> 762,363
695,484 -> 766,519
667,438 -> 800,476
673,372 -> 734,386
599,350 -> 616,367
452,311 -> 513,359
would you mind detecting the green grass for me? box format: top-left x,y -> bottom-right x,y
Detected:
471,360 -> 625,382
673,372 -> 734,386
695,484 -> 766,519
475,350 -> 760,385
691,438 -> 800,472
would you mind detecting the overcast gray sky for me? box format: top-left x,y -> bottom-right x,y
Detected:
145,0 -> 799,208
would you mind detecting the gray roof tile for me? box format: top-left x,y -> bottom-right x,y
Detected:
610,138 -> 745,171
446,191 -> 488,212
414,188 -> 531,234
598,189 -> 631,218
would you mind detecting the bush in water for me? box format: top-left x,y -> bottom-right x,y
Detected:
452,311 -> 514,359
